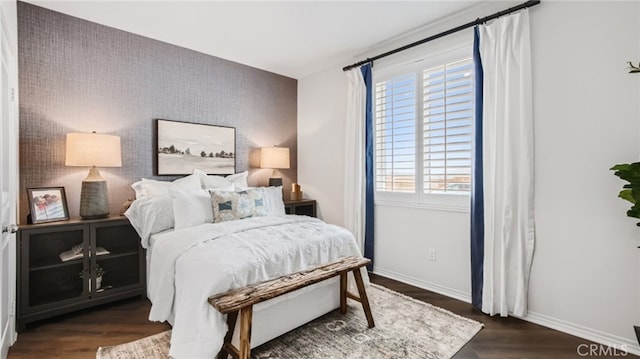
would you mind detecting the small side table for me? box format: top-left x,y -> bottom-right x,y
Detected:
284,199 -> 316,218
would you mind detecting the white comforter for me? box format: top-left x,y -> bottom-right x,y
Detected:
147,215 -> 363,358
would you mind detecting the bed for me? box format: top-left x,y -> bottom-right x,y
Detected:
125,171 -> 367,358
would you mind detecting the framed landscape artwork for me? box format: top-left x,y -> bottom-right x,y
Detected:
155,119 -> 236,175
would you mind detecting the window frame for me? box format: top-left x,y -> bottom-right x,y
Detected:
373,41 -> 474,211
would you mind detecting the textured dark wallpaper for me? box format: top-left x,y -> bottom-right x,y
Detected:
17,2 -> 297,222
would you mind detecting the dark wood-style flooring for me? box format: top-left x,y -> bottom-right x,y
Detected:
8,273 -> 636,358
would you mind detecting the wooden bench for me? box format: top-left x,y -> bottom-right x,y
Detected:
208,256 -> 375,359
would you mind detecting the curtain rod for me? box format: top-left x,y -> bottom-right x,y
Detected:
342,0 -> 541,72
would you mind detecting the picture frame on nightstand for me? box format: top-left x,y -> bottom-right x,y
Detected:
27,187 -> 70,224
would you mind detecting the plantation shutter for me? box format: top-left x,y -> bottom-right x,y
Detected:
423,58 -> 473,194
374,74 -> 417,193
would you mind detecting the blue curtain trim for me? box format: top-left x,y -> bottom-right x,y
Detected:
470,26 -> 485,310
361,63 -> 375,271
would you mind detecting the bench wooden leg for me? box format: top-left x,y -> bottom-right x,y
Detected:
340,272 -> 347,314
217,311 -> 238,359
352,268 -> 375,328
239,305 -> 253,359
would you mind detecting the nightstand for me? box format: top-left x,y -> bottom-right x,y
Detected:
16,216 -> 145,331
284,199 -> 317,217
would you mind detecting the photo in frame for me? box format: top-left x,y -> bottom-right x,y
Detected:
155,119 -> 236,175
27,187 -> 70,224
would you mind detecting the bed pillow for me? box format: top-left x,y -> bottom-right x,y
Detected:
226,171 -> 249,189
131,173 -> 202,198
170,188 -> 214,229
193,168 -> 235,190
261,186 -> 286,216
210,188 -> 267,223
131,180 -> 146,198
124,195 -> 174,248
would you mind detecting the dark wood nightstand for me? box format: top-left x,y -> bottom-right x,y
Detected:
16,216 -> 145,331
284,199 -> 317,217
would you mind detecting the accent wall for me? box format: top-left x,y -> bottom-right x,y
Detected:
17,1 -> 297,222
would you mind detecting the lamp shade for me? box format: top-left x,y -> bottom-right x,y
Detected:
260,147 -> 290,169
65,132 -> 122,167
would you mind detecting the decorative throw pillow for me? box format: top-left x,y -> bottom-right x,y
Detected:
210,188 -> 267,222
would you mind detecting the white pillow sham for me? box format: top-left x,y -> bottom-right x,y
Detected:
131,173 -> 202,198
193,168 -> 248,190
226,171 -> 249,188
262,186 -> 286,216
124,195 -> 174,248
170,188 -> 214,230
193,168 -> 233,190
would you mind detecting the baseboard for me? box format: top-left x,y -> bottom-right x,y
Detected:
1,320 -> 10,359
372,266 -> 472,304
524,311 -> 640,356
372,266 -> 640,356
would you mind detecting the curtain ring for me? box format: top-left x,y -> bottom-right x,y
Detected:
366,58 -> 374,68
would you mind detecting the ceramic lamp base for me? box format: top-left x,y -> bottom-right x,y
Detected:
80,180 -> 109,219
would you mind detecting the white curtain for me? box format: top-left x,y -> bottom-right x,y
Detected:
344,68 -> 366,252
479,10 -> 535,317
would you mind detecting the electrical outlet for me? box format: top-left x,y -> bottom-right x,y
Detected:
428,248 -> 436,261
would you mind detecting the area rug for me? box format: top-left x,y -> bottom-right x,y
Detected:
96,284 -> 482,359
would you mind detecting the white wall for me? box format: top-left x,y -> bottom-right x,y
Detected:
526,1 -> 640,349
297,67 -> 347,226
299,0 -> 640,353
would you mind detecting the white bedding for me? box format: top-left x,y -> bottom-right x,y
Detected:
147,215 -> 364,358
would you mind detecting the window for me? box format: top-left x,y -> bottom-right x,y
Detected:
375,74 -> 417,193
374,52 -> 474,205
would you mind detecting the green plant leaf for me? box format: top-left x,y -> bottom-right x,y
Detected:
628,204 -> 640,219
611,162 -> 640,222
611,163 -> 630,172
612,163 -> 640,183
619,189 -> 636,204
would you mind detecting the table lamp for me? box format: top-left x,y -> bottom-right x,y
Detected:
260,146 -> 290,186
65,132 -> 122,219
